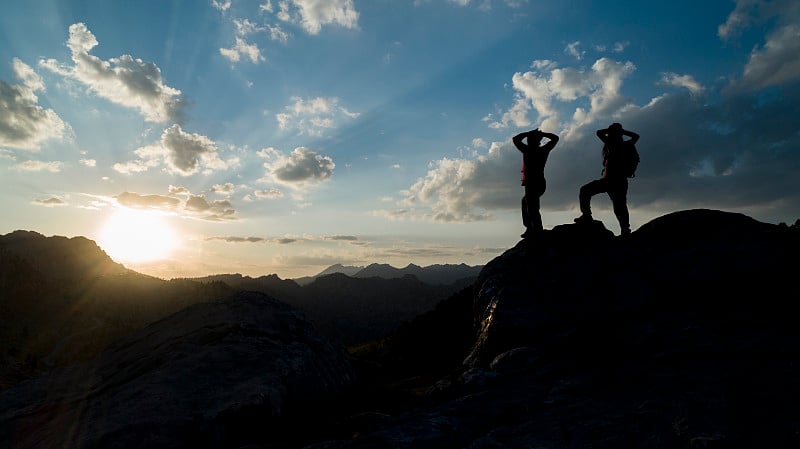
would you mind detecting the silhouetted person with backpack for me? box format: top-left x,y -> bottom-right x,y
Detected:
574,122 -> 639,236
514,128 -> 559,238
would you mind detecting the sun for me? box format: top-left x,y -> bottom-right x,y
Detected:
98,208 -> 178,263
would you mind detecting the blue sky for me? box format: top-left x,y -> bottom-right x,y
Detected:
1,0 -> 799,279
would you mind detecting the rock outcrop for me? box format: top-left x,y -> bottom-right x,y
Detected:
0,291 -> 354,449
307,209 -> 800,449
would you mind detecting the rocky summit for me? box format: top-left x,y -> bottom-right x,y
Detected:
309,209 -> 800,449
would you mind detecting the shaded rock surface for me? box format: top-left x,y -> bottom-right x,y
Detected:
307,209 -> 800,449
0,291 -> 354,449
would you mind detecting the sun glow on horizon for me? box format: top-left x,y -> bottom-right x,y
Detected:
98,208 -> 178,263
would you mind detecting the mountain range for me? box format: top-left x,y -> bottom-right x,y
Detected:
1,209 -> 799,448
291,262 -> 483,286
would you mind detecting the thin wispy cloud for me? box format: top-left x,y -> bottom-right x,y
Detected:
276,96 -> 360,136
15,160 -> 63,172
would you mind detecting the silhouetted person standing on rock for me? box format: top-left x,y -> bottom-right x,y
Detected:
514,128 -> 559,238
574,122 -> 639,236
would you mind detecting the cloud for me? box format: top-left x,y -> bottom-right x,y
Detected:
612,41 -> 630,53
718,0 -> 800,91
272,0 -> 359,35
276,96 -> 360,136
220,38 -> 265,64
212,182 -> 235,195
79,158 -> 97,167
718,0 -> 760,39
565,41 -> 585,60
488,57 -> 636,135
212,0 -> 232,12
32,197 -> 66,207
259,146 -> 335,188
114,189 -> 238,221
207,236 -> 266,243
733,23 -> 800,91
660,72 -> 705,94
39,23 -> 183,123
376,141 -> 515,222
185,194 -> 236,221
115,124 -> 229,176
325,235 -> 358,241
115,191 -> 181,210
0,58 -> 67,150
205,235 -> 299,244
14,160 -> 63,172
169,185 -> 191,195
254,188 -> 284,198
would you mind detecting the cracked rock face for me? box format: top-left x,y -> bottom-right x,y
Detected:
0,291 -> 354,449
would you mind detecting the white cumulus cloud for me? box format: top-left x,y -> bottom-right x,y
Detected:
39,23 -> 183,123
0,58 -> 66,150
275,0 -> 360,35
114,124 -> 230,176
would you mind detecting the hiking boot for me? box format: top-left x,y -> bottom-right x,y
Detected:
620,228 -> 631,237
574,214 -> 593,224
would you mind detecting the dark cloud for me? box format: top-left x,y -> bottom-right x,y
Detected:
262,147 -> 335,187
206,236 -> 266,243
205,236 -> 299,244
32,197 -> 65,207
325,235 -> 358,241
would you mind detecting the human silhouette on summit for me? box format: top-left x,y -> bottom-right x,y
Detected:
513,128 -> 559,238
574,122 -> 639,236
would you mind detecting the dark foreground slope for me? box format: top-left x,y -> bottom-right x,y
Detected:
0,292 -> 354,449
312,209 -> 800,449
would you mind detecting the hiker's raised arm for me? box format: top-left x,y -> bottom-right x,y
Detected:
513,129 -> 538,152
539,131 -> 559,151
623,129 -> 640,145
513,131 -> 529,151
596,128 -> 609,143
539,131 -> 558,142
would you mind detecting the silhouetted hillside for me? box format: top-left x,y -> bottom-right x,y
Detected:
0,231 -> 233,390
